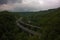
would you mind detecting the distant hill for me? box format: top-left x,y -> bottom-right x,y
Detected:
1,8 -> 60,16
25,8 -> 60,26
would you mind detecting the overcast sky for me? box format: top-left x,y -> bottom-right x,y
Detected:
0,0 -> 60,12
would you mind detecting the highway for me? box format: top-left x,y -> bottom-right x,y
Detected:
16,17 -> 41,35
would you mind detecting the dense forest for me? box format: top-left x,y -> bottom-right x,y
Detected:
0,8 -> 60,40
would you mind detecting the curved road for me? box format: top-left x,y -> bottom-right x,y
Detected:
16,17 -> 41,35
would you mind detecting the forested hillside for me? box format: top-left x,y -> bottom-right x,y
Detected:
0,8 -> 60,40
0,11 -> 30,40
22,8 -> 60,40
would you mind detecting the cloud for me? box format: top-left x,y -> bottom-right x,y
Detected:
0,0 -> 7,5
0,0 -> 60,12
